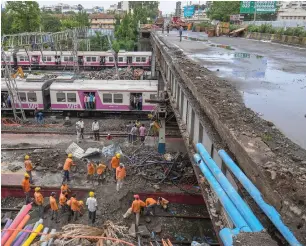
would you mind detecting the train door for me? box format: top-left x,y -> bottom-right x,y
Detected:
127,56 -> 132,64
1,91 -> 10,108
130,93 -> 142,110
43,88 -> 51,109
100,56 -> 105,65
13,53 -> 17,68
78,56 -> 83,65
31,56 -> 39,65
82,92 -> 96,110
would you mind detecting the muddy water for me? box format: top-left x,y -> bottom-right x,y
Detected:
189,48 -> 306,149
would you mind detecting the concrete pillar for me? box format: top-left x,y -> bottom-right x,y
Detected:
157,71 -> 165,98
158,118 -> 166,154
151,48 -> 156,78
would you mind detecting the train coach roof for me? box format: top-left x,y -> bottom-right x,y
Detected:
1,80 -> 46,91
119,51 -> 152,56
50,81 -> 157,91
73,80 -> 158,86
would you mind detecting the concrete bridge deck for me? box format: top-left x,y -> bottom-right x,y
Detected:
150,31 -> 306,245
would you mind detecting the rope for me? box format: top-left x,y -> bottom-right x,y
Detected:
1,228 -> 135,246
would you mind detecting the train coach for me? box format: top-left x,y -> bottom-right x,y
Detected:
1,50 -> 152,70
1,79 -> 158,115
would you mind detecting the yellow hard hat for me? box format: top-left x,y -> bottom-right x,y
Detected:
68,153 -> 73,158
116,153 -> 121,158
25,155 -> 30,160
24,173 -> 30,178
35,187 -> 41,192
89,191 -> 94,197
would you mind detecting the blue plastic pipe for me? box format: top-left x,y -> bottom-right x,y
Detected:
219,228 -> 240,246
218,149 -> 302,246
193,154 -> 251,233
196,143 -> 264,232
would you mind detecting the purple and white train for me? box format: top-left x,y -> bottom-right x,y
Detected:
1,78 -> 158,114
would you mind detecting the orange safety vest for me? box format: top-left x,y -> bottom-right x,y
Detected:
70,197 -> 79,212
59,193 -> 67,206
111,156 -> 119,169
63,158 -> 73,171
61,184 -> 69,193
145,198 -> 157,207
24,160 -> 33,171
21,178 -> 30,193
87,163 -> 95,175
116,166 -> 126,180
131,199 -> 145,213
50,196 -> 59,211
96,164 -> 106,174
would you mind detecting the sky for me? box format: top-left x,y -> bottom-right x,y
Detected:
35,0 -> 199,14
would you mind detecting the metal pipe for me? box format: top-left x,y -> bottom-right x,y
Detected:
196,144 -> 264,232
193,154 -> 251,233
218,149 -> 302,246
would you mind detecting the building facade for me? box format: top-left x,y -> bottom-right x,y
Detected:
89,13 -> 116,29
277,1 -> 306,20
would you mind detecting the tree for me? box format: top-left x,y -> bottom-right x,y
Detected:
60,19 -> 80,30
42,14 -> 61,32
6,1 -> 41,33
73,11 -> 90,27
206,1 -> 240,22
1,9 -> 14,34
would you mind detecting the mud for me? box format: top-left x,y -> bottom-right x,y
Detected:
155,33 -> 306,244
233,232 -> 278,246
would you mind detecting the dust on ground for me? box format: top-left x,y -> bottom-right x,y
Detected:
157,34 -> 306,244
233,232 -> 278,246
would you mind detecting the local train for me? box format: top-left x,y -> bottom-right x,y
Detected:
1,51 -> 152,70
1,77 -> 158,114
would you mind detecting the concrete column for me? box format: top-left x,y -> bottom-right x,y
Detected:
158,118 -> 166,154
151,48 -> 156,78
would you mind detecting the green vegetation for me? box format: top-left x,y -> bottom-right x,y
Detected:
1,1 -> 90,35
206,1 -> 240,22
247,24 -> 306,37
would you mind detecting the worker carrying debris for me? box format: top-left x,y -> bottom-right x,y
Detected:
111,153 -> 121,181
87,160 -> 95,183
34,187 -> 44,219
24,155 -> 34,184
145,197 -> 157,216
157,197 -> 169,210
123,194 -> 145,226
70,193 -> 80,221
116,163 -> 126,192
59,190 -> 68,213
63,153 -> 76,182
96,163 -> 107,184
21,173 -> 31,205
86,191 -> 98,225
50,192 -> 60,223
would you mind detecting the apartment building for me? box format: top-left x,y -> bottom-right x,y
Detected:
88,13 -> 116,29
277,1 -> 306,20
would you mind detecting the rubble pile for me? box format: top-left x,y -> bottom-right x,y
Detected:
86,67 -> 143,80
124,146 -> 196,186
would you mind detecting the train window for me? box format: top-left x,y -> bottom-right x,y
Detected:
18,92 -> 27,102
114,94 -> 123,103
150,94 -> 157,99
5,56 -> 11,61
109,57 -> 114,62
118,57 -> 123,62
67,93 -> 76,102
69,57 -> 73,62
86,57 -> 91,62
20,56 -> 25,62
25,56 -> 29,61
56,92 -> 66,102
136,57 -> 141,62
92,57 -> 97,62
141,57 -> 146,62
27,92 -> 37,102
42,56 -> 51,62
64,57 -> 68,62
103,93 -> 112,103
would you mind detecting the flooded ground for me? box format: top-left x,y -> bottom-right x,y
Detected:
161,32 -> 306,149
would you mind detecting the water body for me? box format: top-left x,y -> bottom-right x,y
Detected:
189,47 -> 306,149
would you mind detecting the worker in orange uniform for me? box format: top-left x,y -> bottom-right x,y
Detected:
87,160 -> 95,183
63,153 -> 76,182
61,181 -> 71,194
21,173 -> 31,204
96,163 -> 107,184
116,163 -> 126,192
145,197 -> 157,216
34,187 -> 44,219
50,192 -> 60,223
24,155 -> 34,184
59,190 -> 68,213
123,194 -> 145,226
110,153 -> 120,181
70,193 -> 80,221
78,200 -> 85,216
157,197 -> 169,210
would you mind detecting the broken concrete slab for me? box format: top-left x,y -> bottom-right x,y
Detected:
1,212 -> 12,224
152,223 -> 162,233
65,142 -> 85,159
129,223 -> 136,238
145,217 -> 151,223
138,225 -> 151,238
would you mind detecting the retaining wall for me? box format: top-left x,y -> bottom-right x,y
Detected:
244,32 -> 306,46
